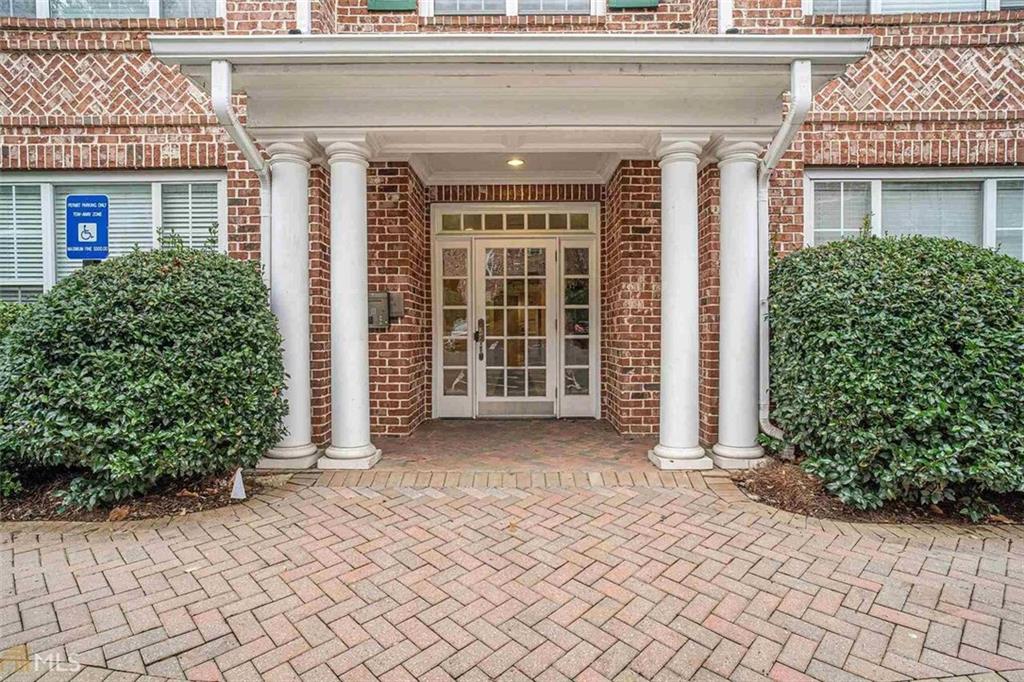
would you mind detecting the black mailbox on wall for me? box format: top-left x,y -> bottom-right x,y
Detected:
368,292 -> 404,330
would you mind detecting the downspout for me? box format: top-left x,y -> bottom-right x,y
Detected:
210,60 -> 272,287
757,59 -> 811,446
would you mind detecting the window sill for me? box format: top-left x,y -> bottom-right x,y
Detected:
419,14 -> 607,24
804,8 -> 1023,24
0,16 -> 225,31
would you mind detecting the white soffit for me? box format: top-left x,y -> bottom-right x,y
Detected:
151,33 -> 871,130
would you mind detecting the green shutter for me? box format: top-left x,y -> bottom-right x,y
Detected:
608,0 -> 659,8
368,0 -> 417,10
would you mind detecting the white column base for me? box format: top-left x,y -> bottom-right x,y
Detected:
648,444 -> 713,470
318,443 -> 382,470
258,443 -> 319,470
711,443 -> 767,470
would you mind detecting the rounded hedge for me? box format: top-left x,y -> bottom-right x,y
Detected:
0,246 -> 287,508
0,301 -> 27,339
769,235 -> 1024,519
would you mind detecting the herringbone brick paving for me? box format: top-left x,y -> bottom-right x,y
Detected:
2,472 -> 1022,681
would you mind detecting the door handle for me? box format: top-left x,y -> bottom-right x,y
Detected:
475,318 -> 484,360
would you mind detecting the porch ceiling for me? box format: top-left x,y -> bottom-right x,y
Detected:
151,33 -> 871,133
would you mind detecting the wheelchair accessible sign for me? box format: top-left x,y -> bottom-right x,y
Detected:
66,194 -> 109,260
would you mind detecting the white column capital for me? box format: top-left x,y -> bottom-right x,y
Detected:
319,135 -> 374,167
656,136 -> 705,166
714,140 -> 766,166
265,138 -> 313,167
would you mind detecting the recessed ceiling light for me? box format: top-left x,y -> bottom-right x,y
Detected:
506,157 -> 525,168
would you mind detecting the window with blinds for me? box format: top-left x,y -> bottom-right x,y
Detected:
882,181 -> 983,244
519,0 -> 590,13
810,174 -> 1023,260
1,0 -> 220,17
810,0 -> 1009,12
161,183 -> 220,249
0,185 -> 44,303
996,180 -> 1024,260
0,178 -> 224,299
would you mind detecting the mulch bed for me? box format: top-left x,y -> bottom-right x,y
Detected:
0,470 -> 277,523
734,461 -> 1024,525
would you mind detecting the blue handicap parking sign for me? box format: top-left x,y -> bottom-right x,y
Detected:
66,194 -> 110,260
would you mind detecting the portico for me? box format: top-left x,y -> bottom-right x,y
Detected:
150,33 -> 870,470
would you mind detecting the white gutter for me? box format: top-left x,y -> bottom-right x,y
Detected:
757,59 -> 812,446
210,60 -> 272,286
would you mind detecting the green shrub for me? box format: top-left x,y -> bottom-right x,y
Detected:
769,235 -> 1024,519
0,301 -> 28,339
0,246 -> 287,508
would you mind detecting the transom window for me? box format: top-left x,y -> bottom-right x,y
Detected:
806,170 -> 1024,261
421,0 -> 602,16
806,0 -> 1022,14
1,0 -> 222,18
1,172 -> 227,303
438,209 -> 595,233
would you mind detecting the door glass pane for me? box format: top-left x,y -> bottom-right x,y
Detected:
507,309 -> 525,337
506,279 -> 525,306
528,369 -> 546,397
486,340 -> 504,367
507,339 -> 525,367
507,370 -> 526,396
443,339 -> 467,366
443,248 -> 467,276
527,308 -> 544,336
486,369 -> 504,397
443,278 -> 467,305
444,310 -> 467,337
507,248 -> 525,276
565,308 -> 589,336
565,368 -> 589,395
565,278 -> 588,305
564,247 -> 588,275
485,279 -> 504,305
527,340 -> 545,366
444,369 -> 468,396
566,338 -> 589,366
486,309 -> 504,336
527,279 -> 545,305
527,248 -> 545,275
485,248 -> 503,276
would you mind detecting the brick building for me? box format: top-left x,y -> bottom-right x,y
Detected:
1,0 -> 1021,471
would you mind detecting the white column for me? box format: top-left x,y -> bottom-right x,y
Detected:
713,141 -> 767,469
649,140 -> 711,470
260,140 -> 318,469
319,139 -> 381,469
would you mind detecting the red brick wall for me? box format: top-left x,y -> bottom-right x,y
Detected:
696,166 -> 720,446
309,166 -> 332,446
602,161 -> 661,435
367,163 -> 431,436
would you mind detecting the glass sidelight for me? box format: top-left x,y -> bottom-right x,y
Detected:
560,240 -> 597,417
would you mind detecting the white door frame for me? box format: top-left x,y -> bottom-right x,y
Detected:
430,202 -> 601,420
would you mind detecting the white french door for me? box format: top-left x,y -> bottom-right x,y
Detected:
432,207 -> 600,419
474,239 -> 558,417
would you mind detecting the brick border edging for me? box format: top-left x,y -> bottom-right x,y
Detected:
2,471 -> 1021,540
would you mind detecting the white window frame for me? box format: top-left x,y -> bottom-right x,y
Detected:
803,167 -> 1024,252
419,0 -> 606,17
26,0 -> 226,19
430,202 -> 602,421
2,170 -> 228,293
800,0 -> 1009,13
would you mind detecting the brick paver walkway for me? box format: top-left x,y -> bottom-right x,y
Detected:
2,472 -> 1022,681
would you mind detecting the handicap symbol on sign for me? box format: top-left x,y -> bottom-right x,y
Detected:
78,223 -> 97,243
